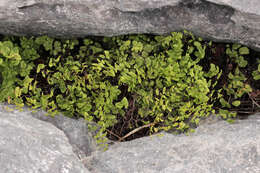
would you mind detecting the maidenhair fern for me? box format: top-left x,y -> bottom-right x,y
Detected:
0,32 -> 258,150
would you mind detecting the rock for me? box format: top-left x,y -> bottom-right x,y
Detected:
0,0 -> 260,51
29,109 -> 107,158
0,104 -> 111,158
83,113 -> 260,173
1,103 -> 260,172
0,104 -> 90,173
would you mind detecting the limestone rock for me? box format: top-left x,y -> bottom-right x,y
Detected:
0,104 -> 90,173
0,0 -> 260,51
29,109 -> 105,158
1,102 -> 260,172
83,113 -> 260,173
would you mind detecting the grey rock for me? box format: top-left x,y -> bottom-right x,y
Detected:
1,103 -> 260,172
83,113 -> 260,173
29,109 -> 106,158
0,0 -> 260,51
1,104 -> 110,159
0,104 -> 90,173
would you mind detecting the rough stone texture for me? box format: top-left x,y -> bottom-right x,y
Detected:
1,103 -> 260,172
0,0 -> 260,51
0,103 -> 111,159
29,109 -> 107,158
0,104 -> 90,173
83,113 -> 260,173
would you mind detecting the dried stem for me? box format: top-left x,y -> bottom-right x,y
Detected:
118,122 -> 155,142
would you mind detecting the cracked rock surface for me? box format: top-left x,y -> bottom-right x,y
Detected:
0,103 -> 90,173
83,113 -> 260,173
0,0 -> 260,51
1,103 -> 260,173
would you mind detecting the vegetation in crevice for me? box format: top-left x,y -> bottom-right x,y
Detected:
0,31 -> 259,150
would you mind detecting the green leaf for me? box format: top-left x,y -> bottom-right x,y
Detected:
205,63 -> 219,78
219,98 -> 231,108
132,41 -> 143,52
35,36 -> 54,51
237,56 -> 248,67
14,87 -> 21,97
253,74 -> 260,80
239,47 -> 249,55
115,97 -> 128,109
37,64 -> 45,73
49,58 -> 54,67
219,109 -> 228,119
232,44 -> 241,50
40,94 -> 49,109
53,41 -> 62,55
252,64 -> 260,80
228,72 -> 234,79
193,41 -> 205,59
232,100 -> 240,107
83,39 -> 93,46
